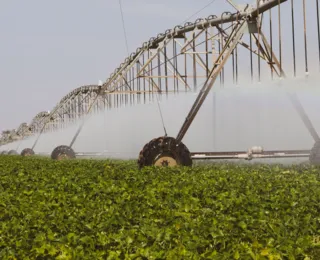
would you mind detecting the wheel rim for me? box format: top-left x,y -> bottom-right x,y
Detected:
138,136 -> 192,169
154,155 -> 177,167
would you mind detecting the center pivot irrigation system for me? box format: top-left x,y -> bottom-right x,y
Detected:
1,0 -> 320,167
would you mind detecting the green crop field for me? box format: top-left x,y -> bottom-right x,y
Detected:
0,156 -> 319,259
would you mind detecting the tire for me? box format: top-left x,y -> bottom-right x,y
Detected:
138,136 -> 192,169
51,145 -> 76,160
310,141 -> 320,165
8,150 -> 18,155
21,148 -> 35,157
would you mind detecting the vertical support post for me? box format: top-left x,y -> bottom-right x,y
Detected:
132,67 -> 135,105
302,0 -> 308,76
257,0 -> 261,82
211,25 -> 217,151
157,51 -> 162,93
278,0 -> 282,77
143,53 -> 146,104
250,32 -> 253,82
184,36 -> 188,92
173,40 -> 177,93
137,61 -> 141,104
205,29 -> 209,79
317,0 -> 320,71
164,42 -> 168,95
291,0 -> 296,77
220,23 -> 224,87
148,50 -> 151,102
193,32 -> 197,91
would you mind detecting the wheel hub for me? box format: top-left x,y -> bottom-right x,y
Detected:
154,156 -> 177,167
57,153 -> 68,160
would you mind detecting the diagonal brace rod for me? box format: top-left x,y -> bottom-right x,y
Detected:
288,93 -> 320,142
176,20 -> 248,143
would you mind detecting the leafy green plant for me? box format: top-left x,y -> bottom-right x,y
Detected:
0,156 -> 319,259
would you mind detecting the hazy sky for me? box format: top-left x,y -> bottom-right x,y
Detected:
0,0 -> 318,132
0,0 -> 235,131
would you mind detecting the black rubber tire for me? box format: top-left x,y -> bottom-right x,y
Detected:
138,136 -> 192,169
51,145 -> 76,160
8,150 -> 18,155
1,151 -> 8,155
310,141 -> 320,165
21,148 -> 35,157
